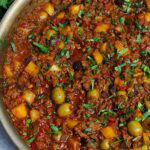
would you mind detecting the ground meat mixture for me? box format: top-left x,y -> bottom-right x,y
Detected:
1,0 -> 150,149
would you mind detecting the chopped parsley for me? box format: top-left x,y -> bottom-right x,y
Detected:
135,21 -> 148,33
122,0 -> 131,13
83,104 -> 94,109
10,41 -> 16,52
60,48 -> 70,58
115,63 -> 126,72
78,10 -> 85,18
119,17 -> 125,25
136,34 -> 142,44
140,50 -> 150,56
117,48 -> 128,57
33,41 -> 49,53
52,26 -> 59,32
50,125 -> 59,135
27,137 -> 35,143
89,37 -> 101,42
84,128 -> 92,134
26,119 -> 32,127
141,64 -> 150,75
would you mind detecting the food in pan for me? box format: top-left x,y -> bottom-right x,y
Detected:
2,0 -> 150,149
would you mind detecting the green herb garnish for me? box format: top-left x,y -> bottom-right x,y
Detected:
136,34 -> 142,44
33,41 -> 49,53
84,128 -> 92,134
50,125 -> 59,135
10,41 -> 16,52
83,104 -> 94,109
119,17 -> 125,25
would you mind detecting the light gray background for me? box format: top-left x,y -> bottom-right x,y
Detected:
0,122 -> 17,150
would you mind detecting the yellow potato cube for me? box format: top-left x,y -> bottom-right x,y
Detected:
39,11 -> 48,20
143,132 -> 150,144
44,3 -> 54,16
92,50 -> 103,64
23,90 -> 36,104
58,41 -> 65,49
146,0 -> 150,9
67,119 -> 79,128
57,12 -> 65,19
100,43 -> 107,52
30,109 -> 40,122
144,76 -> 150,84
13,60 -> 21,71
70,5 -> 80,15
45,29 -> 57,40
4,64 -> 13,77
95,24 -> 110,33
25,61 -> 39,76
134,145 -> 148,150
145,12 -> 150,22
12,103 -> 27,119
101,126 -> 116,139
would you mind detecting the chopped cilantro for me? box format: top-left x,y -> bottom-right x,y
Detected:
141,64 -> 150,75
33,41 -> 49,53
26,119 -> 32,127
84,128 -> 92,134
122,0 -> 131,13
50,125 -> 59,135
135,21 -> 148,33
117,48 -> 128,57
60,48 -> 70,58
78,10 -> 85,18
65,36 -> 70,45
90,78 -> 95,89
68,72 -> 74,81
85,114 -> 91,118
87,46 -> 92,52
115,63 -> 126,72
52,26 -> 59,32
59,23 -> 66,28
83,104 -> 94,109
136,34 -> 142,44
27,137 -> 35,143
89,37 -> 101,42
140,50 -> 150,56
119,17 -> 125,25
10,41 -> 16,52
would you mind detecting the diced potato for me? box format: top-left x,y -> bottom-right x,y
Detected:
50,64 -> 61,72
114,77 -> 124,86
69,138 -> 80,150
13,60 -> 21,71
58,41 -> 65,49
30,109 -> 40,122
92,50 -> 103,64
100,43 -> 107,52
25,61 -> 39,76
39,11 -> 48,20
144,76 -> 150,84
134,109 -> 142,118
12,103 -> 27,119
23,90 -> 36,104
115,25 -> 122,32
146,0 -> 150,9
101,126 -> 116,139
45,29 -> 57,40
70,5 -> 80,15
144,98 -> 150,109
4,64 -> 13,77
44,3 -> 54,16
134,145 -> 148,150
57,12 -> 65,19
145,12 -> 150,22
143,132 -> 150,144
67,119 -> 79,128
95,24 -> 110,33
115,41 -> 124,50
134,68 -> 143,77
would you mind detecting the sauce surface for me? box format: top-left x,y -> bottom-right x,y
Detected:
2,0 -> 150,149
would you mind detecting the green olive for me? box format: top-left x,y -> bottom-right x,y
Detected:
52,87 -> 65,104
100,139 -> 110,150
57,103 -> 72,117
127,120 -> 143,137
87,89 -> 99,100
52,131 -> 62,142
